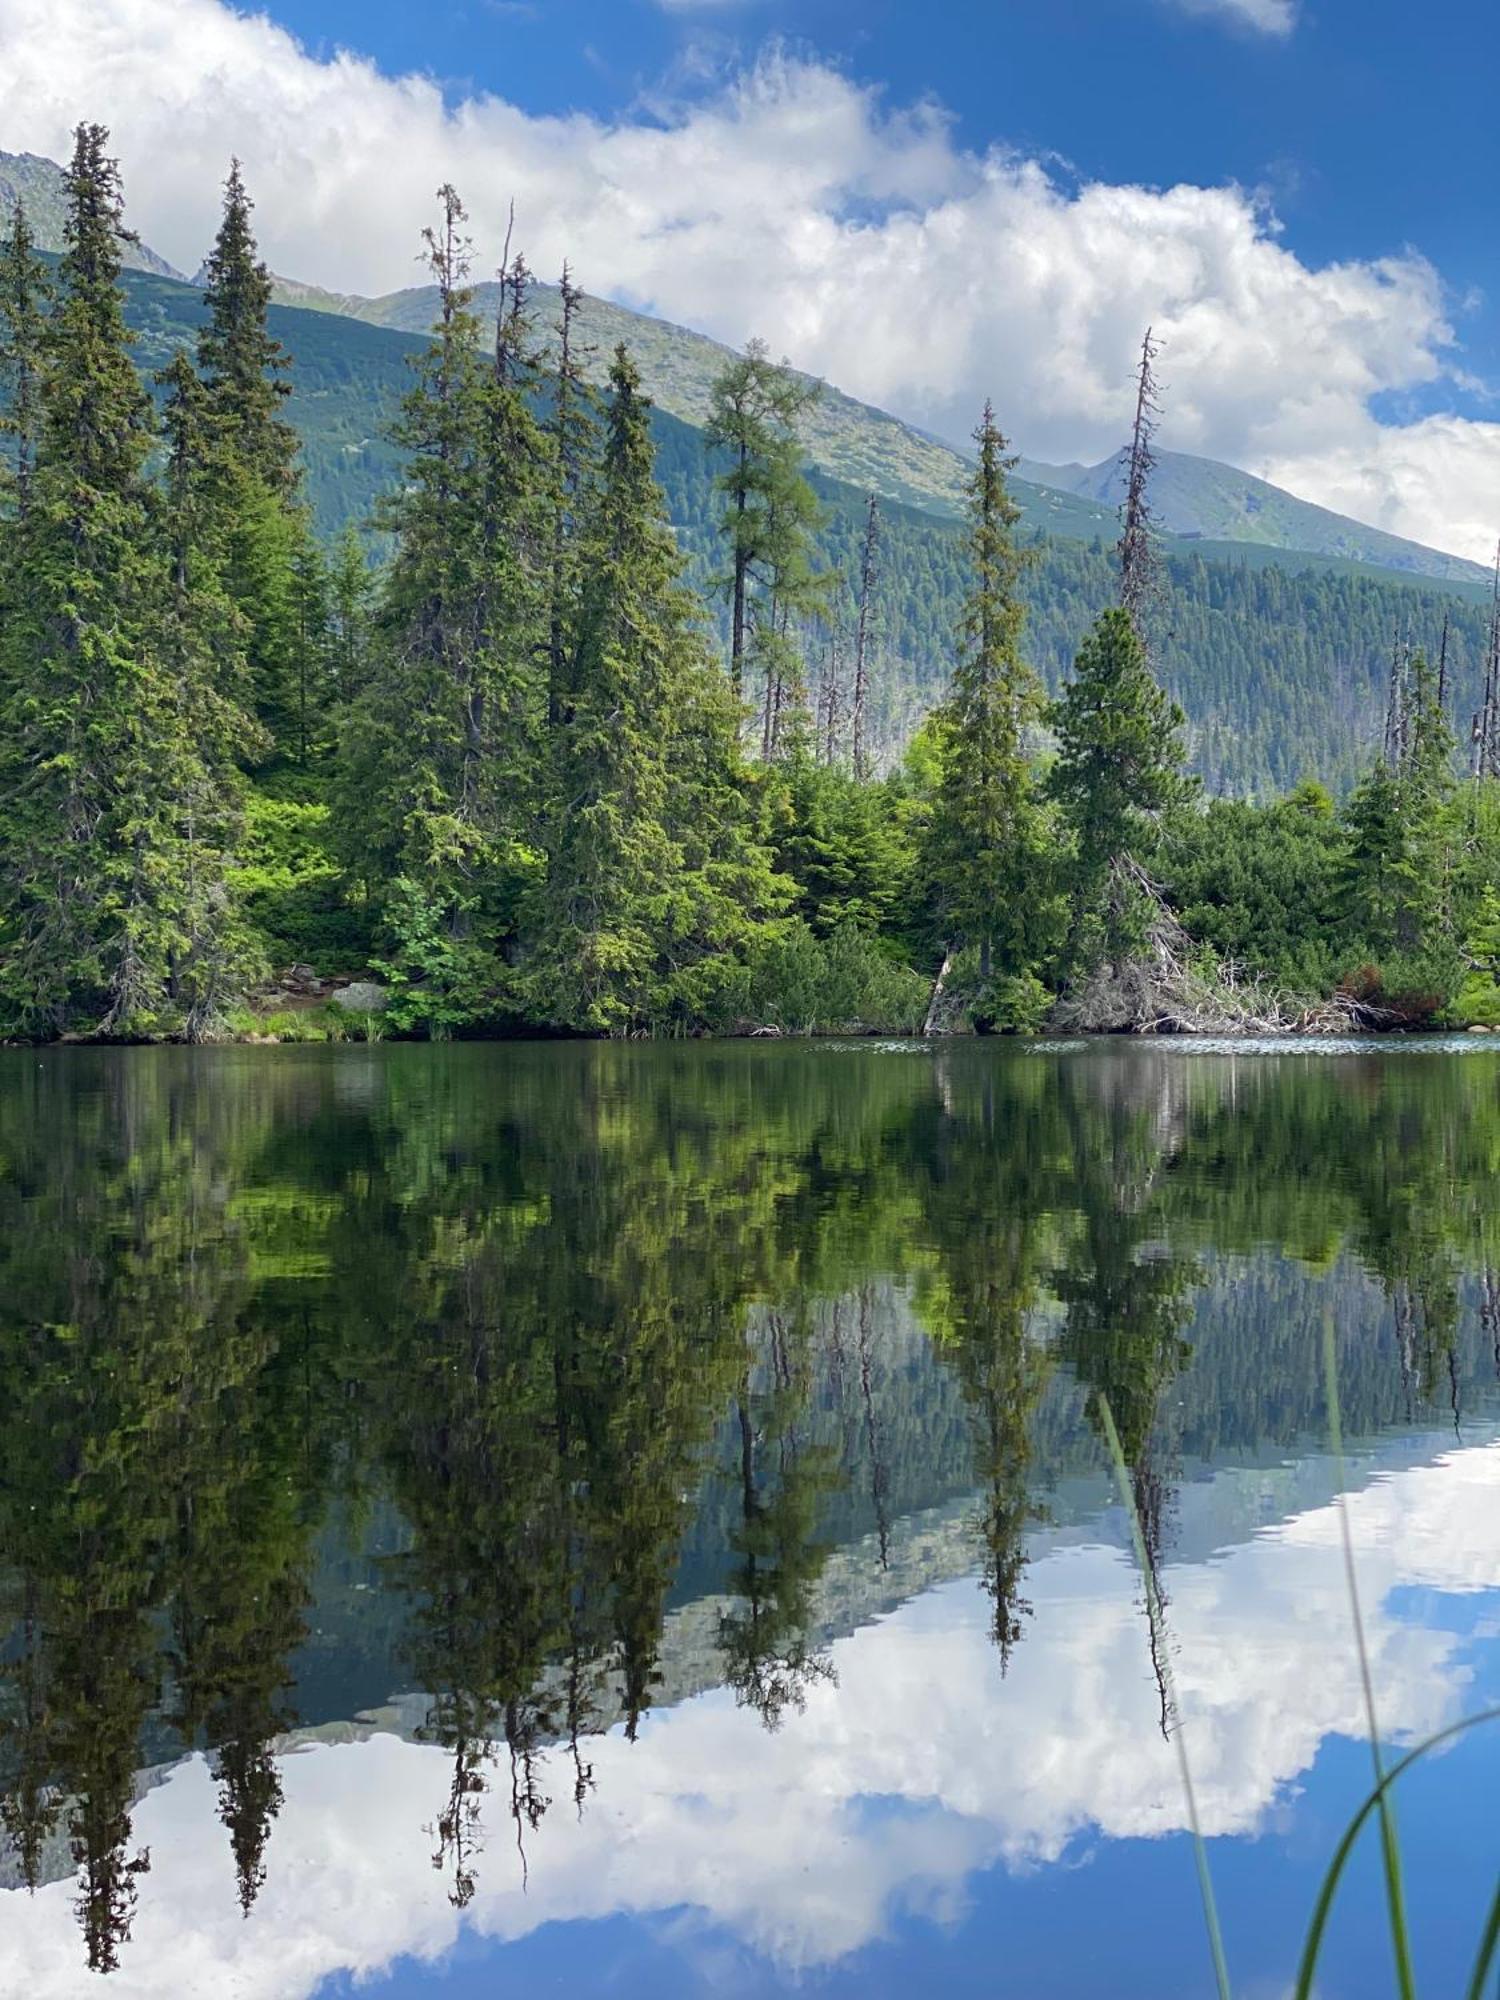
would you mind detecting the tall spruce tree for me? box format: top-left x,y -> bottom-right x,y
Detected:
704,341 -> 822,704
529,346 -> 717,1030
197,161 -> 325,760
1341,645 -> 1455,963
0,126 -> 221,1035
340,186 -> 546,1026
1047,606 -> 1194,963
0,200 -> 49,524
156,353 -> 265,1036
927,403 -> 1052,1004
544,263 -> 598,728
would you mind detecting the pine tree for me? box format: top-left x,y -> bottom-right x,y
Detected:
1047,606 -> 1194,962
325,522 -> 372,707
927,404 -> 1053,1006
528,346 -> 707,1030
197,160 -> 324,759
156,353 -> 265,1035
544,263 -> 598,727
1342,645 -> 1455,963
704,341 -> 821,703
196,161 -> 297,489
0,200 -> 50,524
341,186 -> 546,1025
0,126 -> 218,1035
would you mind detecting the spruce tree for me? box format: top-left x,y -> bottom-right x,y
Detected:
196,161 -> 297,489
1341,646 -> 1455,964
927,403 -> 1052,1005
0,126 -> 215,1035
156,352 -> 265,1035
544,263 -> 598,727
705,341 -> 821,703
341,186 -> 546,1025
0,200 -> 50,523
197,161 -> 324,759
529,346 -> 705,1030
1047,605 -> 1194,962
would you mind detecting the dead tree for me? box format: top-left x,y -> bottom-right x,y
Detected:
851,493 -> 880,780
1384,625 -> 1413,771
1473,541 -> 1500,779
1118,329 -> 1163,633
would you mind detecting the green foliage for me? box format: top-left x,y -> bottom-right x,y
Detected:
1049,606 -> 1196,963
926,405 -> 1058,987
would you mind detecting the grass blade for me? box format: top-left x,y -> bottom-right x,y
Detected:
1293,1706 -> 1500,2000
1321,1309 -> 1416,2000
1097,1392 -> 1232,2000
1463,1876 -> 1500,2000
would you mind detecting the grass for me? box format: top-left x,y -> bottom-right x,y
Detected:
218,1001 -> 386,1043
1097,1325 -> 1500,1999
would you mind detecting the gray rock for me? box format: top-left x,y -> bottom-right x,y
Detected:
329,980 -> 390,1014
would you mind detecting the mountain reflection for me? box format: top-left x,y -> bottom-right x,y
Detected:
1,1040 -> 1498,1975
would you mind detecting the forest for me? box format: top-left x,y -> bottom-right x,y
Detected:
3,126 -> 1500,1043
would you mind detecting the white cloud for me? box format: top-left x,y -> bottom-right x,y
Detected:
3,1436 -> 1498,1996
0,0 -> 1493,559
1168,0 -> 1298,35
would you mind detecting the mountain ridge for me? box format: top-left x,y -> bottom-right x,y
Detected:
0,142 -> 1481,590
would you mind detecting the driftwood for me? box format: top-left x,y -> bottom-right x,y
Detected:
1048,859 -> 1402,1037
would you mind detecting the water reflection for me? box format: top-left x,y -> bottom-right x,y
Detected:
0,1040 -> 1498,1987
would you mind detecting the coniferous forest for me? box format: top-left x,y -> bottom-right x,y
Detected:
4,127 -> 1500,1044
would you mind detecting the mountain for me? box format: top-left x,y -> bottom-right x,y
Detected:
102,261 -> 1484,795
0,147 -> 183,280
1016,446 -> 1487,588
269,270 -> 1487,588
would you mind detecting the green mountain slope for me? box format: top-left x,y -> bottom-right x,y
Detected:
271,269 -> 1485,589
1017,446 -> 1487,587
0,146 -> 183,280
29,259 -> 1490,795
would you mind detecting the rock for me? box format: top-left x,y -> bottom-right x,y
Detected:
329,980 -> 390,1015
1468,1024 -> 1493,1034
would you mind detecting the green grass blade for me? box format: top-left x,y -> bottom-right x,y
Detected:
1097,1393 -> 1232,2000
1293,1706 -> 1500,2000
1462,1877 -> 1500,2000
1321,1309 -> 1416,2000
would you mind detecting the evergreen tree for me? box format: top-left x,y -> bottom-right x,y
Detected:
340,186 -> 546,1027
704,340 -> 821,704
325,522 -> 373,707
197,160 -> 325,760
0,200 -> 49,523
529,346 -> 717,1030
196,161 -> 298,489
1341,646 -> 1456,966
926,403 -> 1054,1006
0,126 -> 218,1035
1048,605 -> 1194,963
544,263 -> 598,727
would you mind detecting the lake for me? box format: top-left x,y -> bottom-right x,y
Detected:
1,1038 -> 1498,1998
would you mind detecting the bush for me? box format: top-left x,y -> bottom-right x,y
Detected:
695,919 -> 929,1035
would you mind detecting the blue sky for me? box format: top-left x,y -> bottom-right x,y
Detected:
262,0 -> 1499,404
1,0 -> 1496,557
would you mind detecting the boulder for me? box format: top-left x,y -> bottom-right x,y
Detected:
329,980 -> 390,1015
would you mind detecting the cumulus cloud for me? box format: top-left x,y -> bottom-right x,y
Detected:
0,0 -> 1493,558
1168,0 -> 1298,35
3,1436 -> 1497,1997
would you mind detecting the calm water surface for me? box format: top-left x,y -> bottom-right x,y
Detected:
2,1038 -> 1499,1997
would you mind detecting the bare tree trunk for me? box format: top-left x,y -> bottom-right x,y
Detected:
922,948 -> 954,1038
851,493 -> 878,781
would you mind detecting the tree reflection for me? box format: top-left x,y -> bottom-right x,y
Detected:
0,1043 -> 1499,1969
